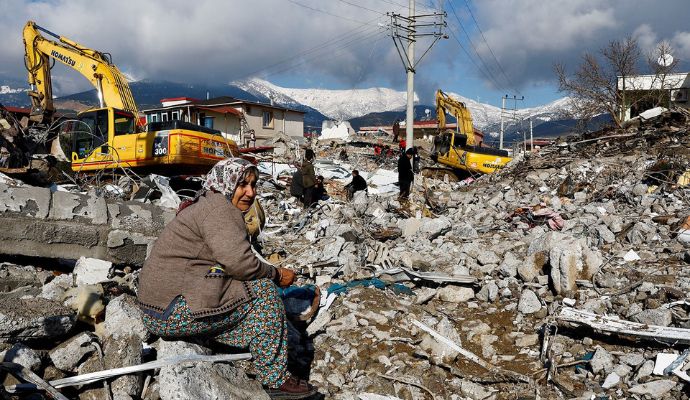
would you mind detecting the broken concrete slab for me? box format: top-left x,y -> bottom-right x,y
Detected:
0,296 -> 75,342
49,332 -> 95,371
102,294 -> 149,342
1,343 -> 42,372
73,257 -> 111,286
157,340 -> 269,400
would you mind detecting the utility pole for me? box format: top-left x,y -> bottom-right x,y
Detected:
405,0 -> 415,150
529,118 -> 533,152
389,6 -> 446,150
499,95 -> 507,150
499,94 -> 524,151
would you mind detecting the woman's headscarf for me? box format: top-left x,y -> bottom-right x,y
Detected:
177,158 -> 256,214
203,157 -> 256,200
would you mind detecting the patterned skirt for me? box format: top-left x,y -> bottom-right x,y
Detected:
141,279 -> 288,388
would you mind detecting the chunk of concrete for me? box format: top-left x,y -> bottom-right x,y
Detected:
436,286 -> 475,303
590,347 -> 615,375
0,185 -> 51,219
0,296 -> 75,342
476,281 -> 498,302
49,332 -> 95,371
104,334 -> 143,399
630,308 -> 673,327
517,289 -> 541,314
74,257 -> 112,286
158,340 -> 269,400
39,273 -> 73,301
102,294 -> 149,342
1,343 -> 42,371
628,379 -> 676,397
518,252 -> 547,283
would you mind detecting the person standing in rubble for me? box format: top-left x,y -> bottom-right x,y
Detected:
137,158 -> 317,399
398,148 -> 415,200
345,170 -> 367,200
392,119 -> 401,143
301,148 -> 316,207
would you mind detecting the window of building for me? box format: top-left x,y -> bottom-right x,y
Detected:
161,112 -> 169,122
246,105 -> 252,114
148,114 -> 159,123
263,111 -> 274,128
203,117 -> 214,129
171,110 -> 181,120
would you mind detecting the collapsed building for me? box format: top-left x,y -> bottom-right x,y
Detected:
0,107 -> 689,399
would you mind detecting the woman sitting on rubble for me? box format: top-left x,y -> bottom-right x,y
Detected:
137,158 -> 317,399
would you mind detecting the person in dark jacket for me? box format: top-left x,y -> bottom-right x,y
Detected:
313,175 -> 329,201
398,148 -> 414,199
301,149 -> 316,207
345,170 -> 368,200
138,158 -> 316,399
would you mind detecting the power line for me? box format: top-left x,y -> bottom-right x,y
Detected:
286,0 -> 379,26
337,0 -> 387,15
235,16 -> 384,80
258,27 -> 388,79
446,25 -> 509,93
460,0 -> 520,95
445,1 -> 510,93
375,0 -> 437,13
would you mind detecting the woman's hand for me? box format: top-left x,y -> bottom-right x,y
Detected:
276,267 -> 296,288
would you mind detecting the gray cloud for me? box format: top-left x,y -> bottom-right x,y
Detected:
1,0 -> 688,100
469,0 -> 690,92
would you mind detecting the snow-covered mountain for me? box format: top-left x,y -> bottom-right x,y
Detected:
235,78 -> 418,121
1,85 -> 27,95
236,78 -> 574,132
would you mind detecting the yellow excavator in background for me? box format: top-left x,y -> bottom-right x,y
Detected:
23,21 -> 238,174
431,89 -> 511,175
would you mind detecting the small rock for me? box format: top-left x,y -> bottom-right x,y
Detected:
1,343 -> 42,371
628,379 -> 676,396
517,289 -> 541,314
437,286 -> 475,303
49,332 -> 96,371
73,257 -> 112,286
515,334 -> 539,347
476,282 -> 498,302
590,347 -> 615,375
602,372 -> 620,389
631,308 -> 673,327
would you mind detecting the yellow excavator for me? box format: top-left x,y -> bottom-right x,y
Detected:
23,21 -> 238,174
431,89 -> 511,175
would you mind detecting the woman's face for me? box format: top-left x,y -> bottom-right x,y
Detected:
232,171 -> 258,212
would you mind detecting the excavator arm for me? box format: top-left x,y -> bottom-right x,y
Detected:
435,89 -> 476,146
23,21 -> 138,124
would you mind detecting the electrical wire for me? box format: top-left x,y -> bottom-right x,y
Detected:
286,0 -> 379,26
445,24 -> 509,93
461,0 -> 520,95
258,26 -> 388,79
337,0 -> 387,15
446,0 -> 509,94
235,15 -> 385,81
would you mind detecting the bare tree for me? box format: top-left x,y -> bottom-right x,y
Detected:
555,37 -> 640,128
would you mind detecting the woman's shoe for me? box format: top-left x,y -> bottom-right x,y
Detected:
265,375 -> 317,399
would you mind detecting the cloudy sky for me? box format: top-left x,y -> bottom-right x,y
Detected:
1,0 -> 689,107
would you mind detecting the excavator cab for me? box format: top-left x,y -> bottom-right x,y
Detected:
60,107 -> 137,164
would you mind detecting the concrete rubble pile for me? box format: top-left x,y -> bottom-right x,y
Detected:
0,107 -> 689,399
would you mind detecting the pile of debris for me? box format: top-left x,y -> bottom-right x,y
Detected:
0,107 -> 689,399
